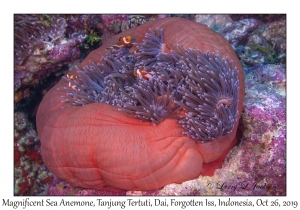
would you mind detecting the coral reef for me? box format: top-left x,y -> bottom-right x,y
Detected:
14,112 -> 53,195
219,19 -> 260,47
234,17 -> 286,67
193,14 -> 233,31
230,14 -> 286,23
194,14 -> 286,67
121,15 -> 152,31
14,14 -> 286,196
14,15 -> 102,106
97,15 -> 129,43
63,15 -> 101,35
13,14 -> 103,194
36,18 -> 244,191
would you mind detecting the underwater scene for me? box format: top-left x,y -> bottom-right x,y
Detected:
14,14 -> 286,196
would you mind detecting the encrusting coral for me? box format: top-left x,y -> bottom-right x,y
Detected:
36,17 -> 245,191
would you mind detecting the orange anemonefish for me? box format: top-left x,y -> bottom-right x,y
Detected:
134,68 -> 153,80
106,36 -> 132,50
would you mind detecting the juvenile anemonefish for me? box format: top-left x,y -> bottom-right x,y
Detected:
66,74 -> 77,80
134,68 -> 153,80
106,36 -> 132,50
66,74 -> 80,91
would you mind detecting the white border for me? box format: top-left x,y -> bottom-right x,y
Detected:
2,1 -> 297,209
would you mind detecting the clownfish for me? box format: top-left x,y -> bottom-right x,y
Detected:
134,68 -> 153,80
66,74 -> 77,80
106,36 -> 132,50
66,74 -> 79,91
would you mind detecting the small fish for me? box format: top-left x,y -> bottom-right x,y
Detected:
66,74 -> 77,80
106,36 -> 132,50
66,74 -> 80,91
134,68 -> 153,80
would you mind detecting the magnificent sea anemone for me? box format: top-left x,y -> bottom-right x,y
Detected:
36,17 -> 245,191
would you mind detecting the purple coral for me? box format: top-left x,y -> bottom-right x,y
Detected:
14,69 -> 29,91
14,15 -> 102,105
14,15 -> 67,65
45,17 -> 67,42
48,38 -> 81,62
98,14 -> 128,43
14,112 -> 54,195
65,15 -> 101,35
14,15 -> 46,66
220,18 -> 260,47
